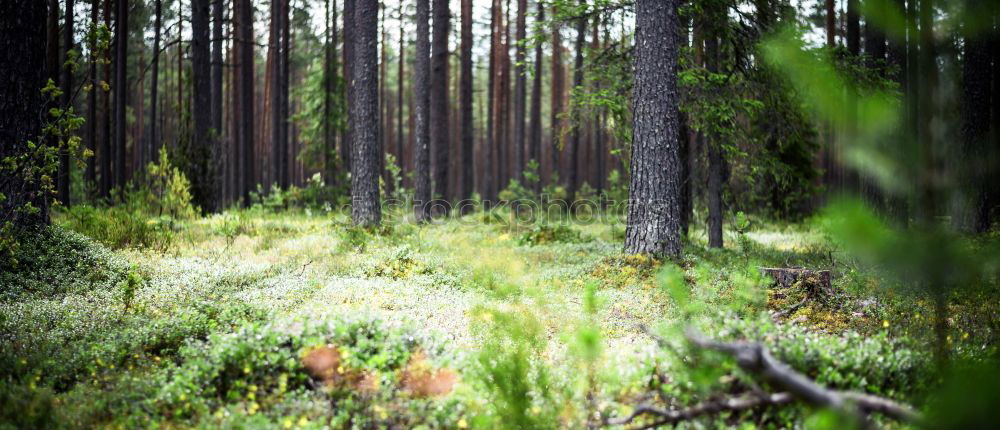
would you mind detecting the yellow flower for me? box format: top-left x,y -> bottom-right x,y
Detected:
297,416 -> 309,427
457,418 -> 468,429
283,418 -> 293,429
882,320 -> 889,328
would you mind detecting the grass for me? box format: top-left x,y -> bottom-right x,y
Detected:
1,206 -> 995,428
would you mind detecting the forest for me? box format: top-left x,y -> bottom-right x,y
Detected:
1,0 -> 999,428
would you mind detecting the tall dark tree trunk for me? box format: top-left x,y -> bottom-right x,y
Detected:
325,0 -> 339,185
397,0 -> 406,183
150,0 -> 162,169
59,0 -> 75,205
529,2 -> 544,192
113,0 -> 128,191
484,0 -> 499,202
592,15 -> 604,194
281,0 -> 290,189
847,0 -> 860,55
100,0 -> 111,198
270,0 -> 285,189
512,0 -> 526,183
430,0 -> 450,205
567,2 -> 585,200
550,20 -> 564,186
956,0 -> 992,233
1,0 -> 49,226
352,0 -> 381,226
87,0 -> 99,190
460,0 -> 474,204
825,0 -> 835,47
237,0 -> 255,205
624,0 -> 682,257
192,0 -> 215,212
211,0 -> 223,160
705,30 -> 724,248
343,0 -> 355,176
415,0 -> 431,221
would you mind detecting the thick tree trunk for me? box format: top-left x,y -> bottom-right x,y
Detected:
59,0 -> 75,205
415,0 -> 432,221
705,34 -> 724,248
113,0 -> 128,191
529,2 -> 544,192
825,0 -> 835,47
211,0 -> 223,158
1,0 -> 49,226
460,0 -> 474,204
847,0 -> 860,55
237,0 -> 255,206
624,0 -> 682,257
430,0 -> 451,205
351,0 -> 381,226
192,0 -> 216,212
956,2 -> 992,233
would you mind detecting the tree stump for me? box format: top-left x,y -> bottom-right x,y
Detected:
760,268 -> 833,295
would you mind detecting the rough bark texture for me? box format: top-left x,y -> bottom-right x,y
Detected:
529,2 -> 544,192
624,0 -> 682,257
0,0 -> 49,226
324,0 -> 338,185
705,35 -> 723,248
460,0 -> 474,203
113,0 -> 128,190
351,0 -> 381,226
150,0 -> 162,169
512,0 -> 526,183
237,0 -> 255,205
415,0 -> 432,221
100,0 -> 111,198
212,0 -> 223,153
192,0 -> 216,212
430,0 -> 451,204
397,1 -> 405,186
550,21 -> 564,186
59,0 -> 75,205
484,0 -> 499,203
87,0 -> 99,189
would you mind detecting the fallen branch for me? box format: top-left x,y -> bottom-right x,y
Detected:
684,329 -> 922,425
606,392 -> 792,428
772,297 -> 809,319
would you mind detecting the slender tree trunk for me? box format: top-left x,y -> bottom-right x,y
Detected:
100,0 -> 111,198
270,0 -> 283,189
484,0 -> 499,202
379,3 -> 387,191
343,0 -> 355,175
430,0 -> 451,205
1,0 -> 49,226
352,0 -> 381,226
415,0 -> 432,220
551,19 -> 564,186
624,0 -> 682,257
705,33 -> 724,248
325,0 -> 339,185
59,0 -> 75,205
825,0 -> 835,47
398,0 -> 406,184
567,2 -> 585,200
529,2 -> 544,192
212,0 -> 223,164
457,0 -> 474,205
280,0 -> 290,188
498,0 -> 510,188
87,0 -> 99,190
847,0 -> 860,55
113,0 -> 128,191
237,0 -> 255,205
151,0 -> 162,169
592,15 -> 604,194
956,0 -> 992,233
511,0 -> 526,183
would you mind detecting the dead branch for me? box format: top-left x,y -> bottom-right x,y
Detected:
606,392 -> 792,428
684,329 -> 922,425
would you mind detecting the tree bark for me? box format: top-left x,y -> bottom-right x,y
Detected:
351,0 -> 381,226
430,0 -> 451,205
706,33 -> 723,248
398,0 -> 406,186
0,0 -> 49,226
236,0 -> 255,206
113,0 -> 128,191
415,0 -> 432,221
192,0 -> 216,212
825,0 -> 835,47
550,19 -> 564,187
529,2 -> 544,192
624,0 -> 682,258
460,0 -> 474,204
567,2 -> 585,199
150,0 -> 162,170
512,0 -> 526,183
847,0 -> 860,55
59,0 -> 75,205
87,0 -> 99,190
484,0 -> 499,202
324,0 -> 338,185
211,0 -> 223,164
956,0 -> 992,233
100,0 -> 111,198
343,0 -> 355,176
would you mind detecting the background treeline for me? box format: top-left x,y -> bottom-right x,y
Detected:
20,0 -> 1000,234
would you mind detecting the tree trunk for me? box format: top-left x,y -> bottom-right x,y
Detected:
460,0 -> 474,204
192,0 -> 215,212
100,0 -> 111,198
59,0 -> 75,205
0,0 -> 49,226
825,0 -> 835,47
351,0 -> 381,226
270,0 -> 283,189
237,0 -> 255,206
398,0 -> 406,186
706,32 -> 724,248
430,0 -> 451,205
113,0 -> 128,191
324,0 -> 338,185
343,0 -> 355,176
624,0 -> 682,257
212,0 -> 224,162
529,2 -> 544,192
847,0 -> 860,55
567,2 -> 585,200
87,0 -> 99,191
150,0 -> 162,170
550,20 -> 564,187
956,0 -> 992,233
484,0 -> 499,202
415,0 -> 432,221
511,0 -> 526,183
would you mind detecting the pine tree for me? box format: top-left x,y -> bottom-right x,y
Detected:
460,0 -> 474,203
351,0 -> 381,226
430,0 -> 451,205
415,0 -> 431,221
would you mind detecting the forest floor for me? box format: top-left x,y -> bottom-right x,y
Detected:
2,209 -> 993,428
